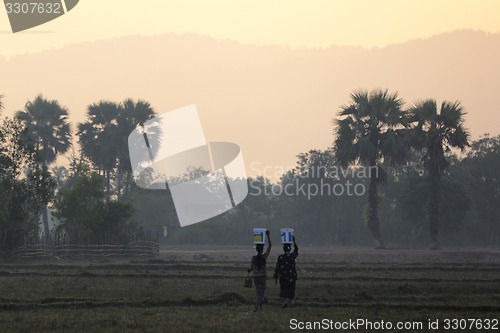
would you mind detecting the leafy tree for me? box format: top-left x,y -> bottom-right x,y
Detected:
0,116 -> 56,254
278,150 -> 333,243
54,163 -> 104,241
99,200 -> 135,243
275,149 -> 370,245
15,95 -> 72,243
334,90 -> 408,248
129,182 -> 177,240
462,135 -> 500,244
54,162 -> 135,244
397,172 -> 470,241
408,100 -> 469,249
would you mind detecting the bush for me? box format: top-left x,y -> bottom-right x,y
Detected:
54,163 -> 135,244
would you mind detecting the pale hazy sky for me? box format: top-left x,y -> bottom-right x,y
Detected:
1,0 -> 500,58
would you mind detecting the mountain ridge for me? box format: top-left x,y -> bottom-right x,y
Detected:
4,29 -> 497,61
1,29 -> 498,176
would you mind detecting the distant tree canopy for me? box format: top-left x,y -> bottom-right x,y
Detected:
397,170 -> 470,234
54,161 -> 135,244
78,99 -> 156,200
461,135 -> 500,243
1,91 -> 500,255
0,115 -> 56,254
15,95 -> 72,165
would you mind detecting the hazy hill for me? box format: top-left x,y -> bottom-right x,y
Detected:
1,30 -> 499,178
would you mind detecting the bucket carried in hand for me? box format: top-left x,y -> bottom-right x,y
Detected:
280,228 -> 294,244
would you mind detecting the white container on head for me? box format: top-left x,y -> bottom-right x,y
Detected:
253,228 -> 267,244
280,228 -> 294,244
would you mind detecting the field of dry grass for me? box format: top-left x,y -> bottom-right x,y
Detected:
0,247 -> 499,332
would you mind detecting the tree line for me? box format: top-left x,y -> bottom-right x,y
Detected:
0,91 -> 498,255
0,95 -> 154,254
164,90 -> 498,249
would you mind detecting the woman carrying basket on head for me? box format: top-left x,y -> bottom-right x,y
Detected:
274,235 -> 298,308
248,229 -> 272,311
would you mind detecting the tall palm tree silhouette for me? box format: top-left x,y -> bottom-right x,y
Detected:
408,100 -> 469,249
16,95 -> 72,243
334,90 -> 408,248
78,101 -> 121,196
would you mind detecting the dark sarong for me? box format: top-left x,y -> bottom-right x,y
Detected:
253,276 -> 266,305
279,279 -> 296,299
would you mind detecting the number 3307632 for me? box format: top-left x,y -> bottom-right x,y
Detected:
5,2 -> 62,14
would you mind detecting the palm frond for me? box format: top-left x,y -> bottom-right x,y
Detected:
439,101 -> 466,129
15,95 -> 72,164
333,89 -> 407,169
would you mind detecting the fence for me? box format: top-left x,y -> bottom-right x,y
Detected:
14,241 -> 159,259
13,244 -> 52,258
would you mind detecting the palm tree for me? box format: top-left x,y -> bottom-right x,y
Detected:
16,95 -> 72,243
51,165 -> 69,189
78,100 -> 156,199
334,89 -> 408,248
116,99 -> 156,199
408,100 -> 469,249
78,101 -> 121,196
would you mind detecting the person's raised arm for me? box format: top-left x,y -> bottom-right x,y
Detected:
292,236 -> 298,258
264,229 -> 272,258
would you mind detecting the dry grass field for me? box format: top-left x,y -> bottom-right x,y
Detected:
0,247 -> 499,332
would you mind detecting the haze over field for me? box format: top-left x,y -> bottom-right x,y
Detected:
1,30 -> 499,178
2,4 -> 500,331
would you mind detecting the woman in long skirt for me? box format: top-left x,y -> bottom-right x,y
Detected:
248,229 -> 272,311
274,236 -> 298,308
